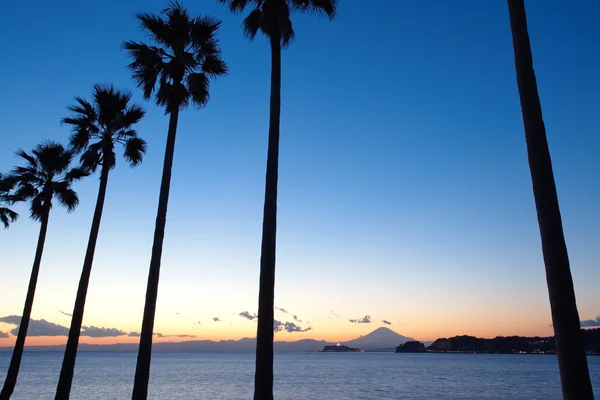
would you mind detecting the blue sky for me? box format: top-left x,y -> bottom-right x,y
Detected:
0,0 -> 598,343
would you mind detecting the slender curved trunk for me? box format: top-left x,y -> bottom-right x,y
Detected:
0,204 -> 50,400
55,163 -> 110,399
131,107 -> 180,400
254,35 -> 281,400
506,1 -> 593,398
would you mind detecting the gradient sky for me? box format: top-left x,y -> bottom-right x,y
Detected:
0,0 -> 599,347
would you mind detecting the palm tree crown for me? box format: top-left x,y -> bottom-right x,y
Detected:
123,1 -> 228,112
63,84 -> 147,172
217,0 -> 337,45
0,173 -> 19,228
10,142 -> 88,220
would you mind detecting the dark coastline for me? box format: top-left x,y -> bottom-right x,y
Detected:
396,328 -> 600,355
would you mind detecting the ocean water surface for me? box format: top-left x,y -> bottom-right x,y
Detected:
0,352 -> 598,399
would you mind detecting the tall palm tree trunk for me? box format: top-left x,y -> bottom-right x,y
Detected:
55,163 -> 110,400
0,205 -> 50,400
254,35 -> 282,400
132,108 -> 180,400
506,1 -> 593,398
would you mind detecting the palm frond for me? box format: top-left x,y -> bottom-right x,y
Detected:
15,149 -> 38,169
120,103 -> 146,128
282,19 -> 295,46
123,137 -> 147,167
55,187 -> 79,212
64,166 -> 89,183
66,97 -> 97,120
93,84 -> 126,129
11,182 -> 38,201
0,207 -> 19,228
123,41 -> 165,100
34,141 -> 74,175
243,9 -> 262,40
11,167 -> 44,187
68,126 -> 93,153
190,16 -> 222,48
290,0 -> 337,19
79,145 -> 102,172
201,53 -> 228,77
29,194 -> 47,221
155,76 -> 176,111
187,73 -> 210,108
117,129 -> 136,139
0,173 -> 16,194
163,2 -> 193,50
138,11 -> 174,49
217,0 -> 251,13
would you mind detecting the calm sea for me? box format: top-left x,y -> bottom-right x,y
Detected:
0,352 -> 598,399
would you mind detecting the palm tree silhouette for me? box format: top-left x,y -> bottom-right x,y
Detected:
0,173 -> 19,229
506,1 -> 593,399
217,1 -> 337,398
0,142 -> 87,400
54,85 -> 147,400
123,3 -> 227,398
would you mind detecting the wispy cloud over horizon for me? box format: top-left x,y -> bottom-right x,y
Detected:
0,316 -> 195,339
81,326 -> 126,338
349,315 -> 371,324
0,316 -> 68,336
0,331 -> 9,338
273,320 -> 312,333
58,310 -> 72,317
382,320 -> 392,325
239,311 -> 257,321
329,311 -> 340,318
581,315 -> 600,327
275,307 -> 301,322
212,317 -> 222,322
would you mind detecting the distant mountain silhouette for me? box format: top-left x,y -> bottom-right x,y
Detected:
0,327 -> 413,353
0,338 -> 329,353
342,327 -> 414,351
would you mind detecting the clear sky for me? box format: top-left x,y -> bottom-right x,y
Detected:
0,0 -> 599,347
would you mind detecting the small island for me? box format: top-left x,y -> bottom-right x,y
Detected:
395,341 -> 426,353
321,344 -> 363,352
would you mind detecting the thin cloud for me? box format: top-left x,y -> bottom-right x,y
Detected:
0,315 -> 68,336
0,315 -> 126,338
349,315 -> 371,324
194,321 -> 202,325
175,312 -> 180,316
273,320 -> 312,333
581,315 -> 600,328
239,311 -> 257,321
212,317 -> 222,322
0,316 -> 195,340
329,311 -> 340,318
0,331 -> 9,338
81,326 -> 126,338
59,310 -> 72,317
275,306 -> 301,322
382,320 -> 392,325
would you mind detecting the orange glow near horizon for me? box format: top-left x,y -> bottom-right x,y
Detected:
0,321 -> 559,349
